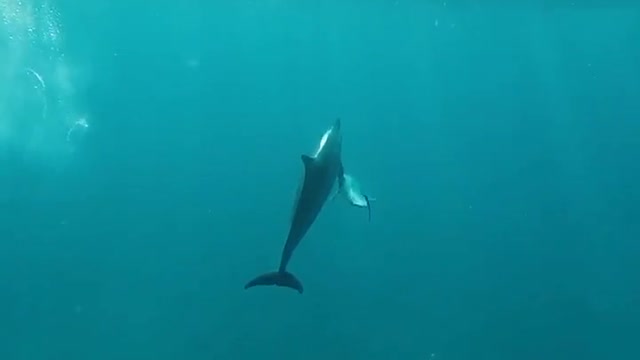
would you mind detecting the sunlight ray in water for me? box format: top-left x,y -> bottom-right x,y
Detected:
0,0 -> 90,167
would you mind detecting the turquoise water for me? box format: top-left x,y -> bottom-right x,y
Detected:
1,1 -> 639,359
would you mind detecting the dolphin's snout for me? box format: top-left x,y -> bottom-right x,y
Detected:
333,118 -> 341,130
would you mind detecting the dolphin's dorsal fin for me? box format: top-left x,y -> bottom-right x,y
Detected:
301,155 -> 314,169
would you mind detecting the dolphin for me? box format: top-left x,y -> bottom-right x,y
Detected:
336,173 -> 374,222
244,118 -> 344,294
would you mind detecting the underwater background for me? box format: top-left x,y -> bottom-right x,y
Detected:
1,1 -> 639,359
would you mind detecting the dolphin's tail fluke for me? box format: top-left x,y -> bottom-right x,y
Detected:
244,271 -> 303,294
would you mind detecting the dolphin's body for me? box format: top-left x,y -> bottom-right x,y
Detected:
244,119 -> 343,294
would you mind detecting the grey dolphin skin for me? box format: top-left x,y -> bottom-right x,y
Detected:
244,118 -> 343,294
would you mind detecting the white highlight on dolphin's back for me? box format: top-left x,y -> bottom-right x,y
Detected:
314,128 -> 332,157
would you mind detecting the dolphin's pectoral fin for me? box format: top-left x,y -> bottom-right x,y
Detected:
244,271 -> 303,294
